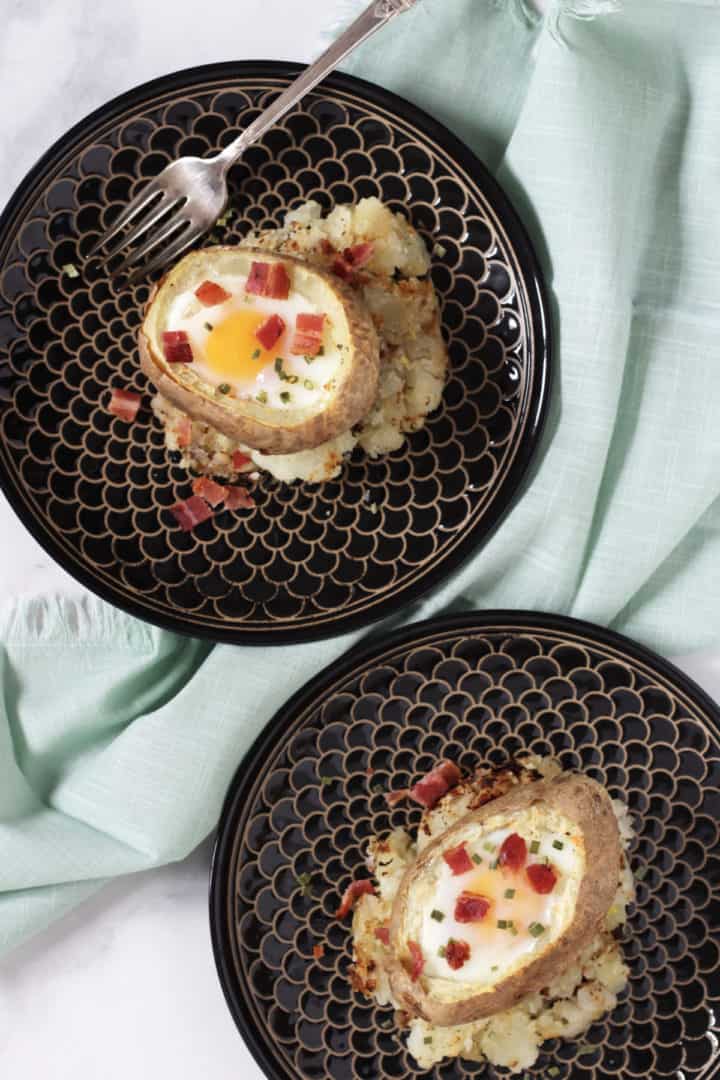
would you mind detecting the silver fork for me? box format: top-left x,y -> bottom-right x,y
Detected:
87,0 -> 419,285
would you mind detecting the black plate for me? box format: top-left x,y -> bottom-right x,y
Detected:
210,611 -> 720,1080
0,62 -> 551,644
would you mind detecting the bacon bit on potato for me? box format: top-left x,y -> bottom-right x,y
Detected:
312,944 -> 325,960
336,879 -> 376,919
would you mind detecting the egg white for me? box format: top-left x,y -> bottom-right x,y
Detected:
165,272 -> 342,410
410,808 -> 585,989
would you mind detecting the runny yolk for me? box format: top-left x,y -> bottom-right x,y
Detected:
204,310 -> 285,381
461,866 -> 547,939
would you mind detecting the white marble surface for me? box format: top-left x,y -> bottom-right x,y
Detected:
0,2 -> 719,1079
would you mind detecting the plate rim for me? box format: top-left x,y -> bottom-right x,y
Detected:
0,60 -> 553,646
209,607 -> 720,1080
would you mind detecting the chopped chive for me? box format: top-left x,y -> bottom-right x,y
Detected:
490,860 -> 498,870
62,263 -> 79,279
204,322 -> 214,332
504,888 -> 516,899
529,922 -> 545,937
217,383 -> 231,395
251,348 -> 261,360
286,374 -> 299,384
471,853 -> 482,866
320,776 -> 332,786
510,925 -> 518,936
491,965 -> 498,972
296,872 -> 313,895
304,355 -> 315,365
577,1045 -> 596,1057
497,919 -> 508,930
530,840 -> 540,855
280,391 -> 291,403
635,865 -> 648,881
438,946 -> 446,958
274,357 -> 284,375
548,1068 -> 560,1078
423,1037 -> 433,1045
256,391 -> 268,404
216,209 -> 233,227
431,909 -> 445,923
553,840 -> 564,851
372,784 -> 384,794
483,842 -> 495,853
304,379 -> 315,390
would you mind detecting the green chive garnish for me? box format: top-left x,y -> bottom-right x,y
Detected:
548,1068 -> 560,1077
304,379 -> 315,390
216,209 -> 233,226
252,348 -> 261,360
256,391 -> 268,404
217,383 -> 231,395
529,922 -> 545,937
423,1037 -> 433,1045
431,910 -> 445,923
280,391 -> 291,403
497,919 -> 508,930
530,840 -> 540,854
320,776 -> 331,786
274,357 -> 283,375
372,784 -> 383,794
504,888 -> 515,899
577,1045 -> 596,1057
296,873 -> 312,895
471,854 -> 482,866
304,355 -> 315,365
438,946 -> 446,958
491,965 -> 498,972
553,840 -> 564,850
490,860 -> 498,870
635,865 -> 648,881
286,374 -> 299,384
483,842 -> 495,853
62,263 -> 79,279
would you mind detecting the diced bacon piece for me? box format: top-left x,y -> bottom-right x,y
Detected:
194,280 -> 231,306
192,476 -> 228,508
443,843 -> 473,877
175,416 -> 192,448
454,892 -> 491,924
499,833 -> 527,872
332,255 -> 354,281
108,388 -> 141,422
409,760 -> 461,810
527,863 -> 558,895
374,926 -> 390,947
232,450 -> 252,471
312,944 -> 325,960
343,241 -> 375,268
385,788 -> 409,808
408,941 -> 424,982
266,263 -> 291,300
445,939 -> 471,971
246,262 -> 270,295
297,313 -> 326,335
255,313 -> 286,351
169,495 -> 213,532
335,878 -> 375,919
162,330 -> 193,364
291,312 -> 326,357
320,239 -> 335,255
224,485 -> 255,510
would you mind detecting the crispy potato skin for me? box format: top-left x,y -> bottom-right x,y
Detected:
388,774 -> 622,1027
138,248 -> 380,454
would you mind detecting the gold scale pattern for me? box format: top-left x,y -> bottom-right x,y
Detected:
0,68 -> 548,640
213,620 -> 720,1080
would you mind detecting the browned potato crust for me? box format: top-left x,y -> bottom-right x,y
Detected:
138,248 -> 380,454
388,774 -> 622,1027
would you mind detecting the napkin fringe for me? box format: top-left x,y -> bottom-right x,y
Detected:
0,594 -> 162,651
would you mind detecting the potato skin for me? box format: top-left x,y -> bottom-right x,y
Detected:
138,248 -> 380,455
388,774 -> 622,1027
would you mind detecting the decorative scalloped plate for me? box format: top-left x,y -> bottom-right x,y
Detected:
210,611 -> 720,1080
0,63 -> 550,644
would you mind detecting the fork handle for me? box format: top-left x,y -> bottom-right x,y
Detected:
216,0 -> 419,168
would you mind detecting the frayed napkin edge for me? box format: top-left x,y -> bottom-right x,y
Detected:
0,594 -> 163,651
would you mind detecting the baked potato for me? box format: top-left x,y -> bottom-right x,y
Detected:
387,773 -> 622,1027
138,246 -> 380,455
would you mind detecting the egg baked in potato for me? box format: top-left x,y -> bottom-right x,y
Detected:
344,758 -> 635,1073
144,197 -> 448,487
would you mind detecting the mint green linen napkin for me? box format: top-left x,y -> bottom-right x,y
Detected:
3,0 -> 720,953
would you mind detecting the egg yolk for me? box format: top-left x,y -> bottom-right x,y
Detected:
460,866 -> 547,940
204,310 -> 284,381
